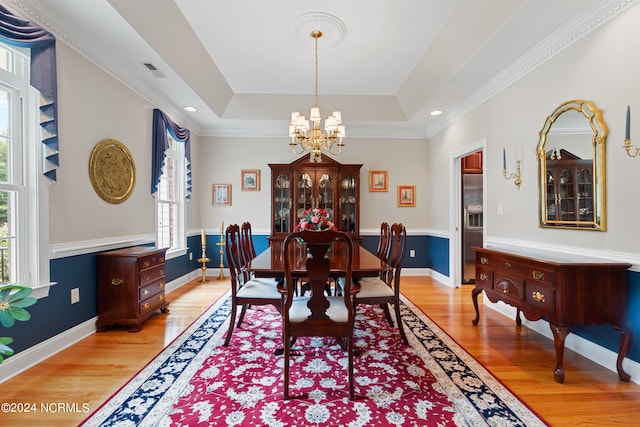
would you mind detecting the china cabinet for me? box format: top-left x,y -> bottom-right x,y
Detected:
269,155 -> 362,245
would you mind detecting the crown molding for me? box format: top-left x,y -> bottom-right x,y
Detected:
426,0 -> 640,138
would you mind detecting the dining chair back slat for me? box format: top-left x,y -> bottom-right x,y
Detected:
355,223 -> 408,344
223,223 -> 281,346
281,229 -> 359,400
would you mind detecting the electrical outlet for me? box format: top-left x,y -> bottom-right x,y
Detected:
189,252 -> 193,261
410,249 -> 416,258
497,204 -> 503,215
71,288 -> 80,304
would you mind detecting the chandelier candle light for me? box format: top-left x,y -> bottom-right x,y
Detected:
289,30 -> 345,162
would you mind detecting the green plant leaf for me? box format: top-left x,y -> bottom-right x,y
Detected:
0,309 -> 15,328
9,297 -> 37,309
0,337 -> 14,359
8,307 -> 31,322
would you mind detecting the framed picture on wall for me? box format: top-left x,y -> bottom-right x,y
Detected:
241,169 -> 260,191
397,185 -> 416,207
212,184 -> 232,206
369,170 -> 388,192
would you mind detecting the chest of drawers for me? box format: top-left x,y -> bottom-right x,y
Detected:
97,247 -> 169,332
472,246 -> 631,383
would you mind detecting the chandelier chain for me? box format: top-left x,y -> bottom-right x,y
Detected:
314,32 -> 319,108
288,29 -> 345,162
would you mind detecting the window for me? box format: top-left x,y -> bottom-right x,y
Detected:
0,42 -> 51,295
156,134 -> 186,254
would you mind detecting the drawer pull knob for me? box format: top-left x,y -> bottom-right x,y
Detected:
480,273 -> 488,281
143,275 -> 150,281
503,288 -> 509,294
143,261 -> 150,268
532,291 -> 546,303
532,270 -> 545,280
143,303 -> 149,310
159,294 -> 164,301
480,257 -> 489,265
143,289 -> 149,296
159,270 -> 165,277
111,278 -> 123,286
158,281 -> 165,288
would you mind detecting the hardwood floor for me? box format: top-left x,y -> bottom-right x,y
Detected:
1,275 -> 639,426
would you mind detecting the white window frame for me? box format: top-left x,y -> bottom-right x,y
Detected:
0,43 -> 52,299
156,133 -> 186,259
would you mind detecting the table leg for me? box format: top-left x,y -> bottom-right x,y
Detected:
471,287 -> 482,326
550,323 -> 570,383
614,325 -> 632,382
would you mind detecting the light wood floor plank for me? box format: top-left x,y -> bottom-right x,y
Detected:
0,276 -> 638,426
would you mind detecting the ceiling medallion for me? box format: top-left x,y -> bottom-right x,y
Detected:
89,139 -> 136,204
287,12 -> 346,49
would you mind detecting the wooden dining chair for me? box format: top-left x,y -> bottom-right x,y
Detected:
224,224 -> 282,347
280,229 -> 360,400
240,221 -> 257,264
376,222 -> 391,259
355,223 -> 408,345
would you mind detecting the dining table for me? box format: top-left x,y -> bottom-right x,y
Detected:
243,241 -> 390,279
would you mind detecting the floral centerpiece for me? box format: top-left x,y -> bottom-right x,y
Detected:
295,208 -> 336,231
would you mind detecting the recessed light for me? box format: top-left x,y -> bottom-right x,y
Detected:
430,110 -> 443,116
183,106 -> 197,112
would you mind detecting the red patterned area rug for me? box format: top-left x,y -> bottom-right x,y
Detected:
81,293 -> 548,426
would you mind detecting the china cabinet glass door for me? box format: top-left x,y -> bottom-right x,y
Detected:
317,173 -> 335,222
339,174 -> 357,232
273,173 -> 290,233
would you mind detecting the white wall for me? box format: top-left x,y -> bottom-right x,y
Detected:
194,136 -> 429,235
427,4 -> 640,258
49,42 -> 200,246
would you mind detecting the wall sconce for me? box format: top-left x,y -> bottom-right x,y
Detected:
503,148 -> 521,189
623,105 -> 640,158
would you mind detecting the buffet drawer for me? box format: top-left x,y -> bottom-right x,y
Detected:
139,280 -> 165,300
525,282 -> 556,314
475,266 -> 493,289
140,264 -> 166,287
140,293 -> 166,315
493,274 -> 525,301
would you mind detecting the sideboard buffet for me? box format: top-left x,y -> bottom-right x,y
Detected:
472,246 -> 631,383
97,246 -> 169,332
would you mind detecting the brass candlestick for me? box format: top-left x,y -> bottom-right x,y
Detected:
503,160 -> 522,189
216,221 -> 225,280
197,240 -> 211,283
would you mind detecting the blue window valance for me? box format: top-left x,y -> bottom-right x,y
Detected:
152,109 -> 192,200
0,5 -> 58,181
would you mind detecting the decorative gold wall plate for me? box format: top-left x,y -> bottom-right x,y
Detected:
89,139 -> 136,204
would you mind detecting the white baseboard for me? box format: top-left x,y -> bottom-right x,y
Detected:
484,297 -> 640,385
0,270 -> 201,385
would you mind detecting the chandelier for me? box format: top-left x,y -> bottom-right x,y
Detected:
289,30 -> 345,162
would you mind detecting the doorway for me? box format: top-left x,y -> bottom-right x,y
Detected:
460,151 -> 483,284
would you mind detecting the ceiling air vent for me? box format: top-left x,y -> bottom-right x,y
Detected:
142,62 -> 167,78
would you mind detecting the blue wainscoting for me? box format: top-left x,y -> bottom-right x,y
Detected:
4,233 -> 639,370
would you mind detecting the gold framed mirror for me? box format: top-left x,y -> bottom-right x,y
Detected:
536,100 -> 607,230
